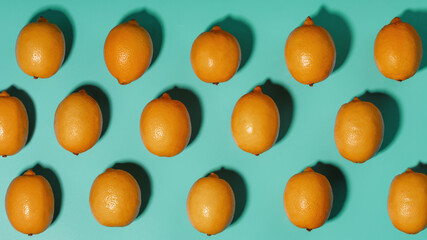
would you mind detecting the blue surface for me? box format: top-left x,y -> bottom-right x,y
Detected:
0,0 -> 427,239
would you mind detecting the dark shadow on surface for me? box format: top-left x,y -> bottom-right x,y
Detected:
312,6 -> 352,72
30,9 -> 74,66
312,162 -> 347,220
120,9 -> 164,68
412,162 -> 427,175
112,162 -> 151,219
207,167 -> 247,225
73,84 -> 111,140
400,10 -> 427,70
160,87 -> 202,146
207,16 -> 254,71
359,91 -> 400,152
7,86 -> 36,145
31,164 -> 62,225
259,79 -> 293,144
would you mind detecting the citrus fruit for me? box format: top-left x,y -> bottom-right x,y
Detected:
140,93 -> 191,157
285,16 -> 336,86
334,97 -> 384,163
187,173 -> 235,235
388,168 -> 427,234
0,90 -> 29,157
104,19 -> 153,85
6,169 -> 54,235
16,16 -> 65,79
284,167 -> 333,231
191,26 -> 241,84
54,89 -> 102,155
231,86 -> 279,155
374,17 -> 422,81
90,168 -> 141,227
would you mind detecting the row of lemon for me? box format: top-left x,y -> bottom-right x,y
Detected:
5,165 -> 426,236
16,16 -> 422,85
0,84 -> 380,163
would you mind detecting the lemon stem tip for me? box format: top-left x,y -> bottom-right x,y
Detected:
161,93 -> 171,99
353,97 -> 360,102
37,16 -> 48,23
309,83 -> 313,87
391,17 -> 402,24
405,168 -> 414,173
303,17 -> 314,26
0,91 -> 10,97
209,173 -> 219,178
24,169 -> 36,176
306,228 -> 312,232
253,86 -> 262,93
211,26 -> 221,31
2,155 -> 6,158
213,82 -> 219,86
304,167 -> 314,172
128,19 -> 139,25
33,76 -> 38,79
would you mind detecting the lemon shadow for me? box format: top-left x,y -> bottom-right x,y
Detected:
158,86 -> 202,146
120,9 -> 164,69
206,16 -> 254,72
400,10 -> 427,70
312,162 -> 347,221
206,167 -> 247,225
312,6 -> 352,73
19,164 -> 63,225
412,162 -> 427,175
359,91 -> 400,153
29,7 -> 74,66
257,79 -> 294,144
112,162 -> 151,219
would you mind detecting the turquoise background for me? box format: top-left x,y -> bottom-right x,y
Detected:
1,0 -> 427,239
